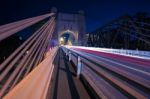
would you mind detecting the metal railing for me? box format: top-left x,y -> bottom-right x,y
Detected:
68,46 -> 150,59
62,46 -> 150,99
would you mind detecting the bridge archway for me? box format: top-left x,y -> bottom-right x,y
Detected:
58,30 -> 78,45
51,12 -> 86,46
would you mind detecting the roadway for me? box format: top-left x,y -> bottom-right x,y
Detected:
47,49 -> 92,99
68,47 -> 150,99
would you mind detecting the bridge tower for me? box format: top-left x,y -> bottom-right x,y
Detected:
51,8 -> 86,46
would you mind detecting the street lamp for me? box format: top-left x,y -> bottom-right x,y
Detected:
59,37 -> 65,45
60,37 -> 64,42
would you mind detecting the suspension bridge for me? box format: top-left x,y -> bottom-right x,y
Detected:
0,9 -> 150,99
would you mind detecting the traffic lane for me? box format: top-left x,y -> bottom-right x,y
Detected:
82,63 -> 128,99
80,51 -> 150,80
74,48 -> 150,73
72,48 -> 150,67
81,59 -> 149,98
70,49 -> 150,88
72,48 -> 150,72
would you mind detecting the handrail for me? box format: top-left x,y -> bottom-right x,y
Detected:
3,47 -> 58,99
67,46 -> 150,59
0,17 -> 55,98
62,46 -> 150,99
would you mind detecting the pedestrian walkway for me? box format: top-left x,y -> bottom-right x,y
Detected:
47,49 -> 91,99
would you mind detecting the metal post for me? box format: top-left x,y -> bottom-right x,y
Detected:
77,56 -> 82,78
69,51 -> 71,61
66,49 -> 68,56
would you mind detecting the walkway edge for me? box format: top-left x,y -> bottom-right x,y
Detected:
3,47 -> 58,99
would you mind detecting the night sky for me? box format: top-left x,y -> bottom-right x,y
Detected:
0,0 -> 150,32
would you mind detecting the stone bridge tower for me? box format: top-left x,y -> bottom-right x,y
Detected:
51,8 -> 86,46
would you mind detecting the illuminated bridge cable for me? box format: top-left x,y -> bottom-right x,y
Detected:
0,21 -> 54,98
27,18 -> 55,69
0,13 -> 55,41
0,13 -> 54,34
0,15 -> 46,33
0,20 -> 49,73
0,13 -> 53,31
24,31 -> 49,77
1,22 -> 48,96
0,34 -> 43,81
0,17 -> 55,98
33,19 -> 55,67
0,19 -> 50,72
10,18 -> 55,88
23,18 -> 55,77
10,26 -> 49,89
36,25 -> 54,65
39,21 -> 55,61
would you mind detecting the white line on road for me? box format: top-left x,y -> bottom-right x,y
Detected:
77,51 -> 150,76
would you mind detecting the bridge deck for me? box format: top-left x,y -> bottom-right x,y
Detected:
47,49 -> 91,99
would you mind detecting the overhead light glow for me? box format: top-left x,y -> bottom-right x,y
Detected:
60,37 -> 64,42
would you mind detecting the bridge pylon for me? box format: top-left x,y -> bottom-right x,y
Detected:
51,8 -> 86,46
